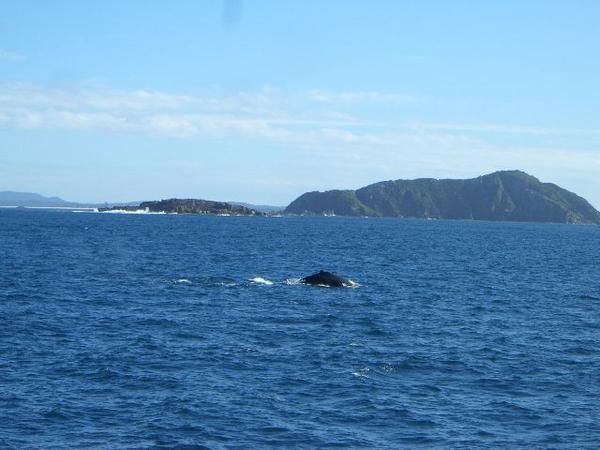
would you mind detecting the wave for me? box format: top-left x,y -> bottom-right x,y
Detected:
352,367 -> 370,378
166,276 -> 237,287
249,276 -> 274,285
344,279 -> 360,288
201,276 -> 238,287
97,209 -> 169,215
164,275 -> 360,288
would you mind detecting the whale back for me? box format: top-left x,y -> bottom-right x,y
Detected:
301,270 -> 348,287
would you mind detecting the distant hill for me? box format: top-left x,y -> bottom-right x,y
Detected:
228,201 -> 285,213
285,171 -> 600,224
0,191 -> 139,208
0,191 -> 281,214
0,191 -> 77,207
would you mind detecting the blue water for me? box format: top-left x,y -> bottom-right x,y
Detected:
1,209 -> 600,449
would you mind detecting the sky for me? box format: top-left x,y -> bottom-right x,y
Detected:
1,0 -> 600,207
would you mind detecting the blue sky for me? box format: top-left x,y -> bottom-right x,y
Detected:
1,0 -> 600,206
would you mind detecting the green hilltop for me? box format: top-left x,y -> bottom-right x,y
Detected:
285,171 -> 600,224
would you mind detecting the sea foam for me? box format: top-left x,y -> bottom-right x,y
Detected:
249,277 -> 274,285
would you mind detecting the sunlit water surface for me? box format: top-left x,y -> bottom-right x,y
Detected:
2,210 -> 600,448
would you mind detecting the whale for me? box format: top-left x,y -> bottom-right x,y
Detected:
300,270 -> 353,287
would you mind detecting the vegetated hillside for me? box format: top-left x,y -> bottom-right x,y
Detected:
285,190 -> 376,217
141,199 -> 260,215
100,198 -> 261,215
285,171 -> 600,224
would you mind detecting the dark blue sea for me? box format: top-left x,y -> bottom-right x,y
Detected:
2,209 -> 600,449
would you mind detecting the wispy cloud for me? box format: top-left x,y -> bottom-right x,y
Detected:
307,89 -> 420,105
0,50 -> 25,61
0,83 -> 420,143
408,121 -> 600,137
1,82 -> 599,157
2,83 -> 600,206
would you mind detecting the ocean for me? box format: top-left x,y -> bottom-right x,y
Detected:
1,209 -> 600,449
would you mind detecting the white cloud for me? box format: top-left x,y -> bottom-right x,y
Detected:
1,82 -> 599,195
0,83 -> 395,143
0,50 -> 25,61
6,83 -> 597,144
2,82 -> 600,207
408,121 -> 600,137
307,89 -> 419,105
0,84 -> 198,111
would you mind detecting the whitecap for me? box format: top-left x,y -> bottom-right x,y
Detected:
175,278 -> 192,284
202,276 -> 238,287
100,208 -> 167,215
344,279 -> 360,288
249,276 -> 273,285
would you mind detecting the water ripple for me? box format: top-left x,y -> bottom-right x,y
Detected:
1,210 -> 600,448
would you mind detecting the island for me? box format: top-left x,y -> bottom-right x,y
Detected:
285,170 -> 600,224
99,198 -> 263,216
